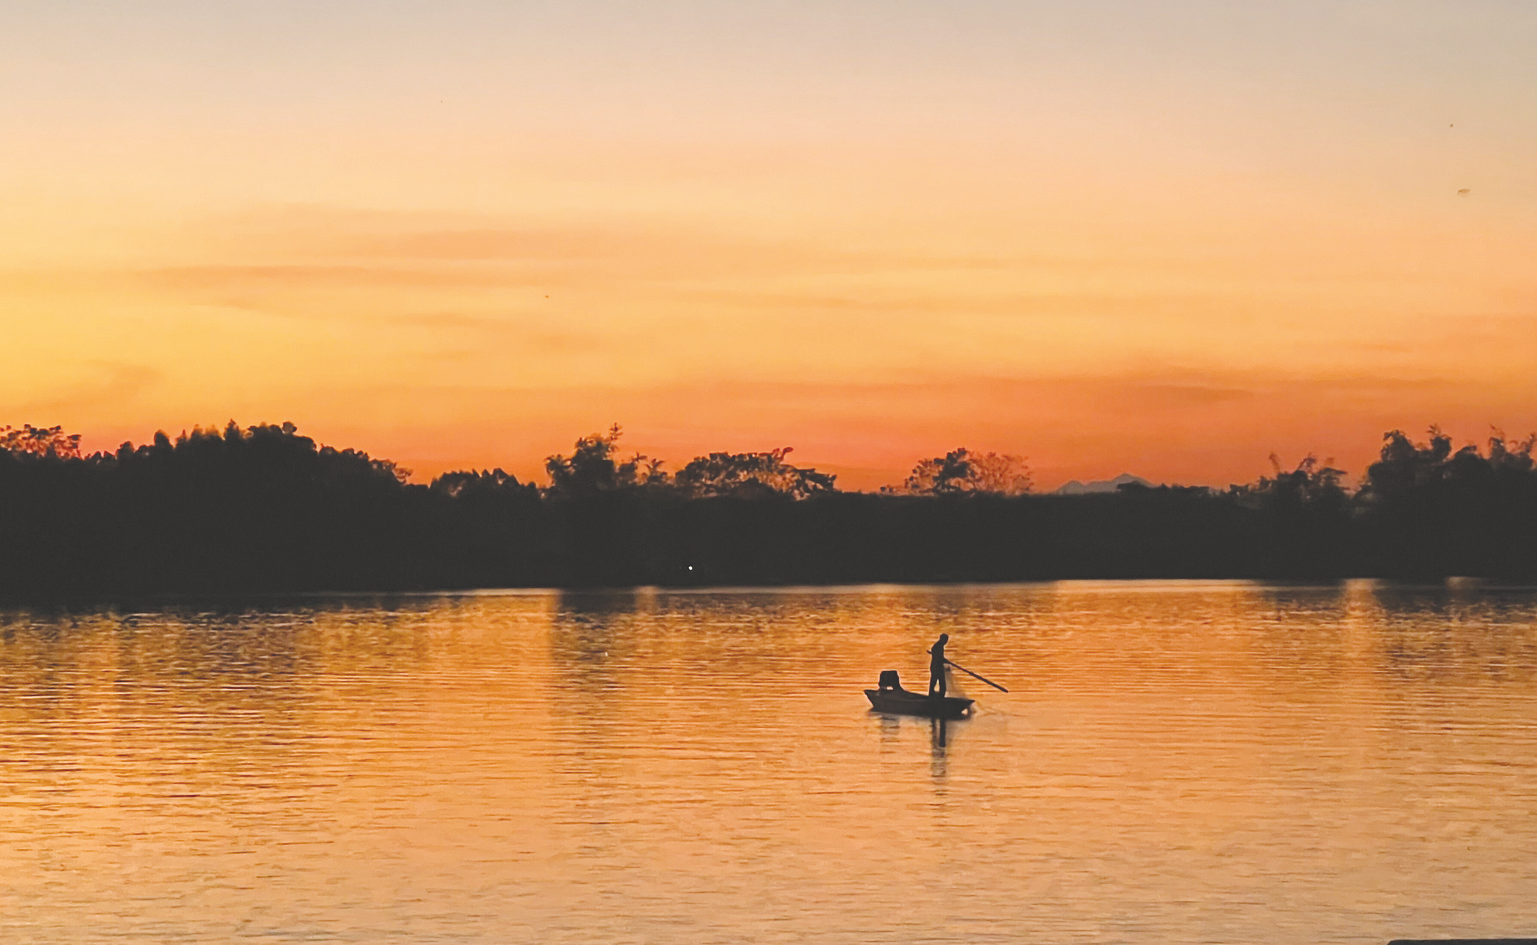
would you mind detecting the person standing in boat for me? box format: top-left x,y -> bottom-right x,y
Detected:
928,633 -> 950,697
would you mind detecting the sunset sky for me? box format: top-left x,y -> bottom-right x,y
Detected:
3,1 -> 1534,490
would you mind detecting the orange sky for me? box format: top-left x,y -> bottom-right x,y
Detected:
2,2 -> 1534,490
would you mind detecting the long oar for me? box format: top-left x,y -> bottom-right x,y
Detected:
945,659 -> 1008,693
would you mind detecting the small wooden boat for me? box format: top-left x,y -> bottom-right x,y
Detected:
864,685 -> 974,719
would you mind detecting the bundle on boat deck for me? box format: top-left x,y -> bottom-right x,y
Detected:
864,671 -> 974,719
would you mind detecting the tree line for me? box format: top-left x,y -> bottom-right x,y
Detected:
0,420 -> 1533,600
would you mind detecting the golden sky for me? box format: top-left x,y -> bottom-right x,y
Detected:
3,2 -> 1534,490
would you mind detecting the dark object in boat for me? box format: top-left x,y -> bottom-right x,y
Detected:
865,672 -> 974,719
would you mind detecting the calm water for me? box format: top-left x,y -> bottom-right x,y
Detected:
3,581 -> 1536,944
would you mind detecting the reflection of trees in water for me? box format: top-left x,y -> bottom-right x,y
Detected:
1255,581 -> 1350,617
1364,578 -> 1531,620
1249,582 -> 1353,659
557,588 -> 648,619
548,589 -> 812,695
0,608 -> 335,838
549,593 -> 639,696
1288,578 -> 1537,687
1371,594 -> 1537,687
545,594 -> 634,842
1,608 -> 316,708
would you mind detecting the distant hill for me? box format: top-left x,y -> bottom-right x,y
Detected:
1053,473 -> 1154,495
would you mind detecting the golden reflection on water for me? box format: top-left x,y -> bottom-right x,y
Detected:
2,582 -> 1536,943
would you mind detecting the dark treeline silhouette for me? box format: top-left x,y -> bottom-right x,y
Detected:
1,421 -> 1535,601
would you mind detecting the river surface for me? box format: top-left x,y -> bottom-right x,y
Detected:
3,581 -> 1536,944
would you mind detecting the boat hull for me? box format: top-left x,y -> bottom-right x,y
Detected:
864,688 -> 974,719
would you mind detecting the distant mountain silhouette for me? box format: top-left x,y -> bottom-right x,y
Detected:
1053,473 -> 1153,495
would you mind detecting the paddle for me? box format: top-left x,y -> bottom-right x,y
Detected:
945,658 -> 1008,693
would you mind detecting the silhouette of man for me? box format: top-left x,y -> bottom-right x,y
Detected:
928,633 -> 950,697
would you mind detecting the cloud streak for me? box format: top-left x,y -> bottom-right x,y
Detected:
9,362 -> 161,417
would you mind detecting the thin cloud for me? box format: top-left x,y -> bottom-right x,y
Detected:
10,362 -> 161,415
139,264 -> 542,291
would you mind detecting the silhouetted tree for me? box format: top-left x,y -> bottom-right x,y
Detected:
430,468 -> 534,499
0,424 -> 81,458
675,447 -> 836,499
1360,427 -> 1455,505
5,419 -> 1537,601
1228,454 -> 1350,577
894,448 -> 1031,495
1236,454 -> 1349,510
1355,427 -> 1537,577
544,425 -> 668,497
1487,429 -> 1537,474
